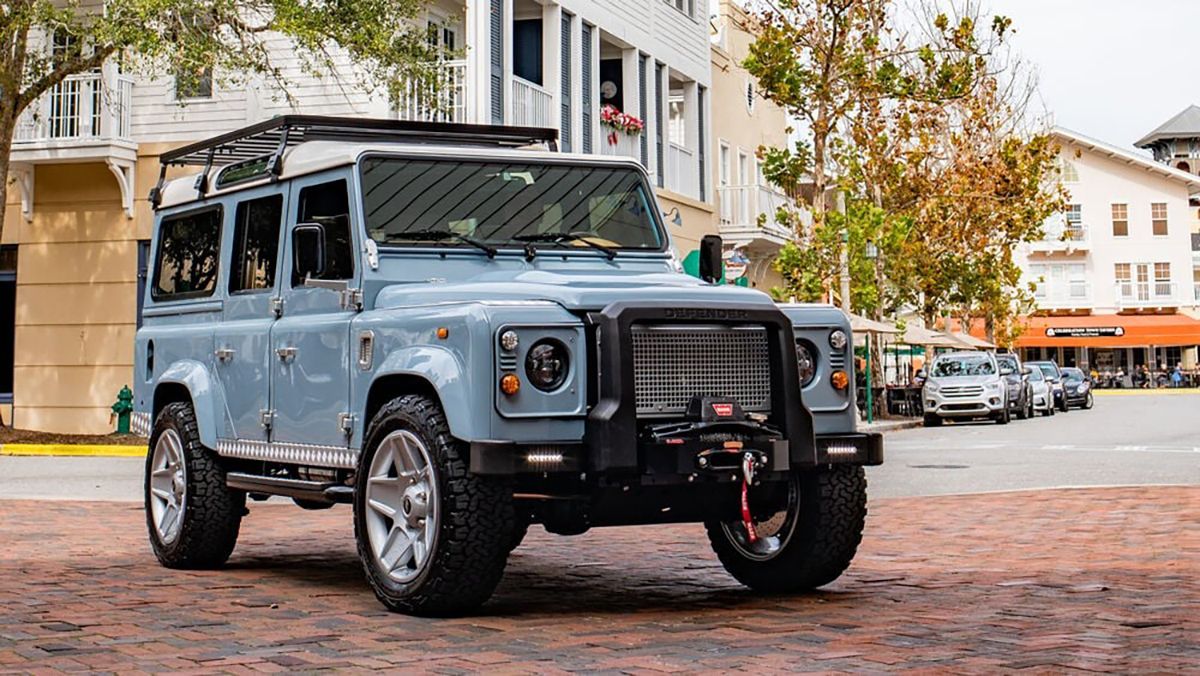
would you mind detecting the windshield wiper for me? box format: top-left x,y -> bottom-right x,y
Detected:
512,233 -> 617,260
395,231 -> 497,258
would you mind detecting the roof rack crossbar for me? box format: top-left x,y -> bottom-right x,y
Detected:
152,115 -> 558,204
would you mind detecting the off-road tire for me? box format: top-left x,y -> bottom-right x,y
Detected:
354,395 -> 514,616
145,402 -> 244,569
705,465 -> 867,593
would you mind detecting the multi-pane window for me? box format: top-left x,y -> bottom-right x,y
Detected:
152,208 -> 222,300
668,0 -> 695,17
668,94 -> 686,146
1029,263 -> 1087,302
1151,202 -> 1168,235
1065,204 -> 1082,240
1154,262 -> 1172,296
1059,160 -> 1079,183
1111,203 -> 1128,237
229,195 -> 283,293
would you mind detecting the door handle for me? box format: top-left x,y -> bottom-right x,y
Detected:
276,346 -> 298,363
214,347 -> 235,363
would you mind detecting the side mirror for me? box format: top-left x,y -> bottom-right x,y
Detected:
699,234 -> 723,283
293,223 -> 327,281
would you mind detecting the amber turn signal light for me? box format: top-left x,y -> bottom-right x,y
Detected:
500,373 -> 521,396
831,370 -> 850,390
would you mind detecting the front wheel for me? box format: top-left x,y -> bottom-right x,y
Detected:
1084,393 -> 1094,409
923,413 -> 943,427
994,407 -> 1010,425
705,465 -> 867,593
354,395 -> 515,616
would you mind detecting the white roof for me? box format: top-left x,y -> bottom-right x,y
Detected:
1053,127 -> 1200,191
157,141 -> 644,210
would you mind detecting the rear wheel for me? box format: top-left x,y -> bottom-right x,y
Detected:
354,395 -> 515,616
1015,398 -> 1027,420
705,466 -> 867,593
145,402 -> 244,569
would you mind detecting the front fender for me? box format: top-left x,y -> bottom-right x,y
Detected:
372,345 -> 480,441
156,359 -> 225,449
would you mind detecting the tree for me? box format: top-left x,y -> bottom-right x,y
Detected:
1,0 -> 437,227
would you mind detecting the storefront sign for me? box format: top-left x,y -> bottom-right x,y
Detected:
1044,326 -> 1125,338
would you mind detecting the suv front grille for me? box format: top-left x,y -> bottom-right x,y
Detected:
631,325 -> 771,416
941,385 -> 985,397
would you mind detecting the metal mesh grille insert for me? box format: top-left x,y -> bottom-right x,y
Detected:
631,325 -> 771,415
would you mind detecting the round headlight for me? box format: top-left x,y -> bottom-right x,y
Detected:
499,330 -> 519,352
829,329 -> 848,351
795,341 -> 817,387
525,340 -> 569,391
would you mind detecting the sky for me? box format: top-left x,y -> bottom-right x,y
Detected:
997,0 -> 1200,154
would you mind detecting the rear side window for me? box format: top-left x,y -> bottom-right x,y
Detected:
293,180 -> 354,286
152,208 -> 222,300
229,195 -> 283,293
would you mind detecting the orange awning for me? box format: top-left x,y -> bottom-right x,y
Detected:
1015,314 -> 1200,348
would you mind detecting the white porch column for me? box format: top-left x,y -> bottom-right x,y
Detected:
568,13 -> 583,152
465,0 -> 491,124
621,48 -> 640,164
542,1 -> 563,130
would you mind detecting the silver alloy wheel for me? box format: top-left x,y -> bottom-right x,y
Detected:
364,430 -> 439,584
149,428 -> 187,544
720,480 -> 801,561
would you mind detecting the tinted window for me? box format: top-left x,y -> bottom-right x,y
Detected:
360,159 -> 664,251
1035,363 -> 1058,379
932,355 -> 995,377
230,195 -> 283,293
1062,369 -> 1084,383
153,208 -> 222,300
293,180 -> 354,286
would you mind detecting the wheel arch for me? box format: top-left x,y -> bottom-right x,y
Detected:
153,359 -> 224,449
364,345 -> 477,442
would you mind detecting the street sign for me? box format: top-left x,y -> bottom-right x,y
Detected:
1044,326 -> 1125,338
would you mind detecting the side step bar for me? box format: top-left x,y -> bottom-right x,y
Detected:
226,472 -> 354,504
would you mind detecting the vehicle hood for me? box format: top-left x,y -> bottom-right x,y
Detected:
372,268 -> 777,313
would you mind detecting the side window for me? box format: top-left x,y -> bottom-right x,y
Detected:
293,179 -> 354,286
230,195 -> 283,293
152,208 -> 222,300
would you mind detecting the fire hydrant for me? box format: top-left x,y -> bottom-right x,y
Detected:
110,385 -> 134,434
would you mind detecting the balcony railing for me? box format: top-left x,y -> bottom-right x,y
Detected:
510,76 -> 553,128
1031,223 -> 1089,251
1115,282 -> 1177,308
665,142 -> 699,200
395,59 -> 467,123
598,129 -> 640,160
717,184 -> 795,244
15,72 -> 133,143
1033,281 -> 1092,308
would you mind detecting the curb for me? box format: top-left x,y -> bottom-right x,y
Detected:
861,419 -> 923,433
0,443 -> 146,458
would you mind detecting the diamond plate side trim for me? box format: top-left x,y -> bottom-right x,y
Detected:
216,439 -> 360,469
131,412 -> 152,437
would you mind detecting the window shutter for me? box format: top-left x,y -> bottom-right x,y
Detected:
581,24 -> 593,153
561,14 -> 572,152
639,55 -> 649,167
697,85 -> 707,202
490,0 -> 504,124
655,62 -> 665,188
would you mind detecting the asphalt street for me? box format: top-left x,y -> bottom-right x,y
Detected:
1,391 -> 1197,501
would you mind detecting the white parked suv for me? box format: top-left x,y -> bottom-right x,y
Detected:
922,352 -> 1008,427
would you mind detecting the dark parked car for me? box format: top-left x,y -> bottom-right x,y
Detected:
995,353 -> 1033,419
1060,367 -> 1094,409
1025,360 -> 1070,412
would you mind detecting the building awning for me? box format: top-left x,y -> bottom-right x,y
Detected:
1015,314 -> 1200,348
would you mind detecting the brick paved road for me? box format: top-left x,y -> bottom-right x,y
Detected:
1,487 -> 1196,672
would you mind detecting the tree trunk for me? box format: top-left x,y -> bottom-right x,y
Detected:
0,109 -> 17,235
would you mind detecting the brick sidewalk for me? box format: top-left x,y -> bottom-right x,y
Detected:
1,487 -> 1196,672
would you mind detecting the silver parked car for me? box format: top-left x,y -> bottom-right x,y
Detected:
922,351 -> 1008,426
1025,365 -> 1055,417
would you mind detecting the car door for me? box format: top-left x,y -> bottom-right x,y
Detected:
213,185 -> 288,442
270,173 -> 359,448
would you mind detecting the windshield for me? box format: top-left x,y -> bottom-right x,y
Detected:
932,355 -> 995,377
1027,367 -> 1044,382
1062,368 -> 1084,383
360,158 -> 665,252
1034,363 -> 1059,379
996,355 -> 1017,374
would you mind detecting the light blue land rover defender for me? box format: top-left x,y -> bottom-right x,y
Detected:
134,116 -> 882,615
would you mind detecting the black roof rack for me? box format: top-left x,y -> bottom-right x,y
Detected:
151,115 -> 559,207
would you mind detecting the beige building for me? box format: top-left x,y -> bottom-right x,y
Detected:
1,0 -> 792,435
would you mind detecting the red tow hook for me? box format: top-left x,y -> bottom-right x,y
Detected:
740,452 -> 758,543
